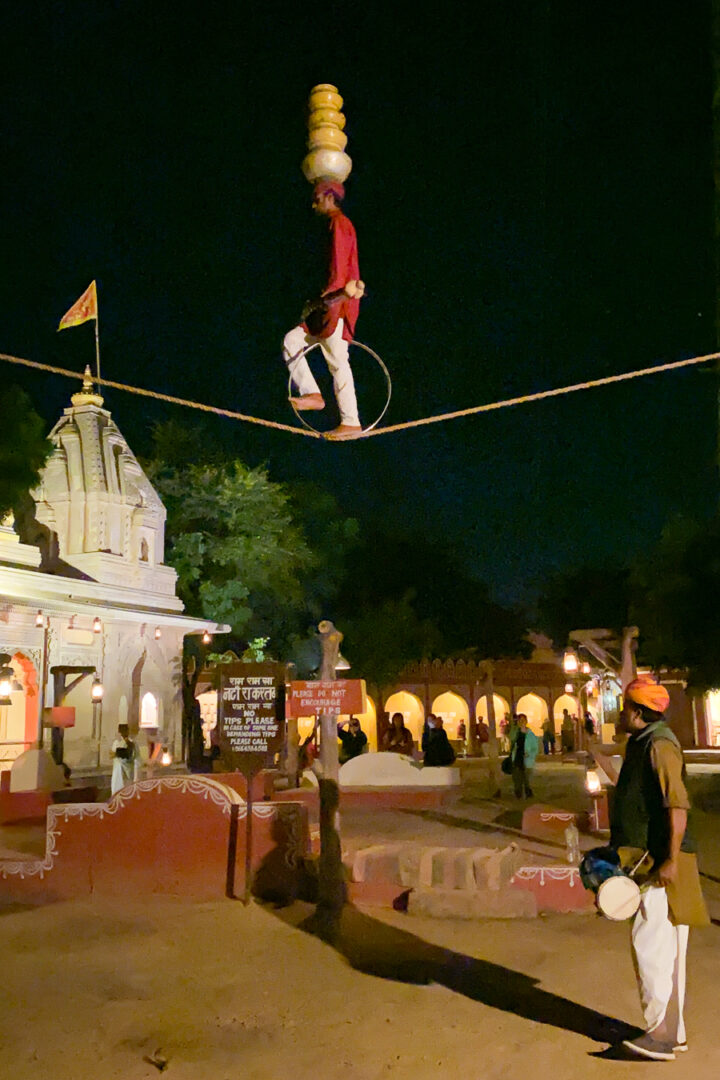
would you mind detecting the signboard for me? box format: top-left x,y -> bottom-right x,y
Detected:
45,706 -> 75,729
217,662 -> 285,772
286,679 -> 366,718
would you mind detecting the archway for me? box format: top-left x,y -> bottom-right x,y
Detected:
432,691 -> 469,740
339,695 -> 377,752
553,693 -> 579,734
706,691 -> 720,747
383,691 -> 424,748
0,654 -> 38,772
140,691 -> 158,729
297,715 -> 316,743
515,693 -> 548,737
476,693 -> 511,730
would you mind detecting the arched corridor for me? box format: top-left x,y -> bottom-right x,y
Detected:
515,693 -> 547,737
384,691 -> 424,748
476,693 -> 511,729
431,690 -> 469,740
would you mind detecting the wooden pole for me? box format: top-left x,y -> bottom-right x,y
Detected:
483,661 -> 501,797
311,619 -> 346,941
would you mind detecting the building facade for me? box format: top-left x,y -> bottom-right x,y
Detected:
0,372 -> 220,774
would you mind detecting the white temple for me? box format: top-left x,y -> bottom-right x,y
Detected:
0,370 -> 221,774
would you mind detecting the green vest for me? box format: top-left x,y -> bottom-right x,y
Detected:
610,721 -> 695,862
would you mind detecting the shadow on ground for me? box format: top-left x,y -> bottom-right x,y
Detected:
269,901 -> 639,1046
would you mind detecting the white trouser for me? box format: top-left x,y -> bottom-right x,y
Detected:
283,319 -> 360,427
631,884 -> 689,1043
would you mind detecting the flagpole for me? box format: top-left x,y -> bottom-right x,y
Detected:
94,308 -> 101,387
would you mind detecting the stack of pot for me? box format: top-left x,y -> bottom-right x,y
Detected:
301,83 -> 352,185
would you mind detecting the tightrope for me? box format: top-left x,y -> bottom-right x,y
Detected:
361,351 -> 720,437
0,353 -> 321,438
1,349 -> 717,440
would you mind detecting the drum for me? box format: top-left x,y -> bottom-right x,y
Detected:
596,874 -> 642,921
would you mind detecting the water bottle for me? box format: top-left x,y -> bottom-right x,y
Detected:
565,823 -> 580,864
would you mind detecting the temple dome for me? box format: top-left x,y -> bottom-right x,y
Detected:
28,369 -> 177,595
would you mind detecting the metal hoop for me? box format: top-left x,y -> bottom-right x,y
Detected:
287,339 -> 392,437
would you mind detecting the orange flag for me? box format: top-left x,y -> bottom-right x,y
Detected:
58,281 -> 97,330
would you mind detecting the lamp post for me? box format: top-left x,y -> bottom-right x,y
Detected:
35,612 -> 50,748
91,676 -> 104,765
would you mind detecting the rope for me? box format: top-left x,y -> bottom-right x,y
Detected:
361,350 -> 720,437
1,348 -> 717,441
0,353 -> 321,438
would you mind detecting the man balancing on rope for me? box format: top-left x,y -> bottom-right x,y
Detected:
283,180 -> 365,440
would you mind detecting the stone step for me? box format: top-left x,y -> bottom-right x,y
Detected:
408,886 -> 537,919
350,842 -> 520,892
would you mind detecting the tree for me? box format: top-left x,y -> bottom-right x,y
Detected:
144,424 -> 360,650
337,530 -> 531,661
535,563 -> 632,647
339,592 -> 444,695
0,386 -> 52,519
150,455 -> 315,641
287,481 -> 360,621
630,515 -> 720,690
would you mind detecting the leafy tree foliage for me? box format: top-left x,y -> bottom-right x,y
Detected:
150,455 -> 313,640
534,518 -> 720,691
144,424 -> 359,651
630,515 -> 720,690
0,386 -> 52,519
535,564 -> 632,646
339,592 -> 444,692
337,531 -> 531,663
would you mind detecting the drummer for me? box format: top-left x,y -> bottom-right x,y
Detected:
610,675 -> 708,1062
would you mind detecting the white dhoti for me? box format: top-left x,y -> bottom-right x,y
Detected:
283,318 -> 360,427
631,885 -> 688,1044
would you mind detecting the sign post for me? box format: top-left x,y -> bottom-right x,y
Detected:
217,662 -> 285,903
286,679 -> 366,720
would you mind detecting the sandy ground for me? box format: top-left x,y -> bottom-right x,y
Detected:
2,895 -> 718,1080
2,760 -> 719,1080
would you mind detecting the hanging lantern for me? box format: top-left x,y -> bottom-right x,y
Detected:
563,648 -> 579,673
0,662 -> 14,702
93,616 -> 102,634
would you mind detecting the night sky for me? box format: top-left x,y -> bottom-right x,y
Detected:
1,2 -> 716,606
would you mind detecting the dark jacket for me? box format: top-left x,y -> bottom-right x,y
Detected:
422,726 -> 456,767
610,721 -> 695,862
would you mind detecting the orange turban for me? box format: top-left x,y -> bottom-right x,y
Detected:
625,675 -> 670,714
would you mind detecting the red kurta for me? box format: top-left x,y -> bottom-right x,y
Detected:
302,209 -> 360,341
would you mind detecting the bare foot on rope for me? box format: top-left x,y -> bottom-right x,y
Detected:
325,424 -> 362,441
290,393 -> 325,411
